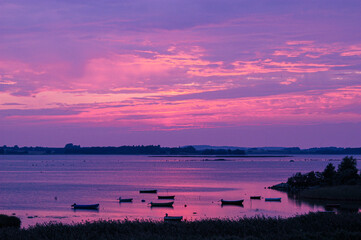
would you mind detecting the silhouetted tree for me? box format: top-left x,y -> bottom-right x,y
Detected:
336,156 -> 359,185
338,156 -> 357,172
322,163 -> 336,185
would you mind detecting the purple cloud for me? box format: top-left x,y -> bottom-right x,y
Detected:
0,0 -> 360,147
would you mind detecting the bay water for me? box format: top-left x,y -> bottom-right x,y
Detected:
0,154 -> 359,227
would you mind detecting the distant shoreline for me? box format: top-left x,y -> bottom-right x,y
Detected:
149,155 -> 291,158
1,144 -> 361,155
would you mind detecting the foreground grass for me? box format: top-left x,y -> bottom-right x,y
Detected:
300,185 -> 361,201
1,213 -> 361,240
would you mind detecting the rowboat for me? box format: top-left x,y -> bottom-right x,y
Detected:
140,189 -> 157,193
250,196 -> 261,200
220,199 -> 244,205
71,203 -> 99,210
265,198 -> 281,202
164,213 -> 182,221
158,195 -> 175,199
118,197 -> 133,202
150,201 -> 174,207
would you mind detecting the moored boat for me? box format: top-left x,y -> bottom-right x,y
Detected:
150,201 -> 174,207
71,203 -> 99,210
118,197 -> 133,202
250,196 -> 261,200
265,198 -> 281,202
220,199 -> 244,205
158,195 -> 175,199
164,213 -> 182,221
140,189 -> 157,193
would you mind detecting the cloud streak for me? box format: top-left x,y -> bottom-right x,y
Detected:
0,0 -> 360,146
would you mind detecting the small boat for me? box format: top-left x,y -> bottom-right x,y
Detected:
265,198 -> 281,202
140,189 -> 157,193
71,203 -> 99,210
220,199 -> 244,205
250,196 -> 261,200
164,213 -> 182,221
150,201 -> 174,207
118,197 -> 133,202
158,195 -> 175,199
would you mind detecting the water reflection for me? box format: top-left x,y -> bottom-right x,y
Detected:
0,154 -> 360,227
221,204 -> 244,208
72,209 -> 100,213
150,206 -> 174,209
287,192 -> 361,213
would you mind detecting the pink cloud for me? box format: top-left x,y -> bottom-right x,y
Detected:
0,1 -> 360,148
4,85 -> 361,132
286,41 -> 314,45
340,45 -> 361,56
280,78 -> 297,85
274,42 -> 361,60
187,59 -> 343,77
273,41 -> 339,59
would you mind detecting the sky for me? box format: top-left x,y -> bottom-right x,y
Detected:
0,0 -> 361,148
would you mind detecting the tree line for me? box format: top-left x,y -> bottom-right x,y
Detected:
0,144 -> 246,155
287,156 -> 360,188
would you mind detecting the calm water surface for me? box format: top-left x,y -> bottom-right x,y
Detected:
0,154 -> 360,227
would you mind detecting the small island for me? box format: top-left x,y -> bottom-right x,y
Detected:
271,156 -> 361,201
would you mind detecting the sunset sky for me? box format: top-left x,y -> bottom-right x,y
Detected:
1,0 -> 361,147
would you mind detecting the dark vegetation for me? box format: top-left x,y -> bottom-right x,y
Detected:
1,213 -> 361,240
287,156 -> 360,188
0,215 -> 21,229
247,147 -> 361,154
271,156 -> 361,200
2,144 -> 361,155
0,144 -> 246,155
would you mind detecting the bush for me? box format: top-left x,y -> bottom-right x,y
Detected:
287,171 -> 322,188
0,215 -> 21,228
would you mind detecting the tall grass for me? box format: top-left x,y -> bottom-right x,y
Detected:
1,213 -> 361,240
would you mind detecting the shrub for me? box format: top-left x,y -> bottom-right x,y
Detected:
287,171 -> 322,188
0,215 -> 21,228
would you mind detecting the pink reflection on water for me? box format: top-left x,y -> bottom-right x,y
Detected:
1,155 -> 360,227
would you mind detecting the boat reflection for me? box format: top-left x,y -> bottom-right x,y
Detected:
150,206 -> 174,209
221,203 -> 244,208
71,208 -> 100,213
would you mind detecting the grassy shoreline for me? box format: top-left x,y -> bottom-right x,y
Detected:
1,213 -> 361,240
